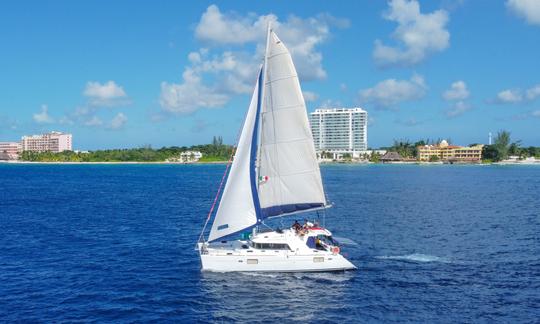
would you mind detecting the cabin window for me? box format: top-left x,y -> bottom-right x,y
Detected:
252,243 -> 291,250
247,259 -> 258,264
313,257 -> 324,263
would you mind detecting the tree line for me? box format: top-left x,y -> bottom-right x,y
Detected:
20,136 -> 234,162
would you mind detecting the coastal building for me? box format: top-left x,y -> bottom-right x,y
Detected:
309,108 -> 368,159
166,151 -> 203,163
0,142 -> 21,160
21,131 -> 72,153
180,151 -> 202,162
417,140 -> 483,162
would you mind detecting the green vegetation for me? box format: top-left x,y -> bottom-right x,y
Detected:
20,136 -> 234,163
369,152 -> 381,163
480,130 -> 540,162
342,153 -> 352,161
429,155 -> 440,162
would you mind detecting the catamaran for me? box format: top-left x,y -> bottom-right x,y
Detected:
197,26 -> 356,272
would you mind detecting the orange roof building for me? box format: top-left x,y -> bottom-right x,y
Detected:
417,140 -> 483,162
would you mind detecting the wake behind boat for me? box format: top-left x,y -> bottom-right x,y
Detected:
197,25 -> 356,272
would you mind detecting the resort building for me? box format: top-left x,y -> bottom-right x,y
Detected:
166,151 -> 203,163
21,131 -> 72,153
180,151 -> 202,162
309,108 -> 368,159
0,142 -> 21,160
417,140 -> 483,162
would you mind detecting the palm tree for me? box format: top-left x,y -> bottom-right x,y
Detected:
494,130 -> 511,161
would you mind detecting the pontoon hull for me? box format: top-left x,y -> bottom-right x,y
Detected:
200,248 -> 356,272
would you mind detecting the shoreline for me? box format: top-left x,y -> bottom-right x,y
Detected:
2,160 -> 539,166
0,160 -> 228,165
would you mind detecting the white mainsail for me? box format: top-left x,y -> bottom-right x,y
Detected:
257,31 -> 326,218
208,68 -> 263,242
207,29 -> 326,242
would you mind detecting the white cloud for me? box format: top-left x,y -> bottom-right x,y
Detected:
33,105 -> 55,124
161,5 -> 348,115
84,116 -> 103,127
109,113 -> 127,129
495,89 -> 523,104
83,81 -> 128,106
160,69 -> 229,114
358,74 -> 427,108
195,5 -> 268,45
446,101 -> 471,118
373,0 -> 450,67
526,84 -> 540,100
303,91 -> 319,102
194,5 -> 347,74
493,84 -> 540,104
443,80 -> 469,101
507,0 -> 540,25
194,5 -> 348,80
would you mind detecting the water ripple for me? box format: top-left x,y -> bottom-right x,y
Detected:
0,164 -> 539,322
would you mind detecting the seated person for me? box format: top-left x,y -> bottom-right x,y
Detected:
292,220 -> 302,232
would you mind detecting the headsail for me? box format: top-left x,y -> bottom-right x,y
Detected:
257,31 -> 327,219
208,68 -> 263,242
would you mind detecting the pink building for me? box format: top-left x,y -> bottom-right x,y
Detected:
21,131 -> 72,152
0,142 -> 21,160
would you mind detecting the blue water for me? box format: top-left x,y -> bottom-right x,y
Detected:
0,164 -> 539,322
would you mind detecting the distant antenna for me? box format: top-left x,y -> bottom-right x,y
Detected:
488,132 -> 492,145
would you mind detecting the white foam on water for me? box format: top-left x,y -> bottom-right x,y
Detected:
238,272 -> 279,279
376,253 -> 450,263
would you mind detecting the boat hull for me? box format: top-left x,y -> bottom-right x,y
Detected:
199,245 -> 356,273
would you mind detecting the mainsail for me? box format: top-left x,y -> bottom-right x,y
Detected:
257,31 -> 326,219
207,29 -> 326,242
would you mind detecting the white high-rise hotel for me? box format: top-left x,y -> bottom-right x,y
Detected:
309,108 -> 368,156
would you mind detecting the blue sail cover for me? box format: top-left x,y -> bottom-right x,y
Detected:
261,203 -> 326,218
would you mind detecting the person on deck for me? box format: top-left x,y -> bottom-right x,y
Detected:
292,220 -> 302,232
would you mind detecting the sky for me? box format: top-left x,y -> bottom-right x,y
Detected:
0,0 -> 539,150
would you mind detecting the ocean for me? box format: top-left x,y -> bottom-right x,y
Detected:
0,164 -> 538,322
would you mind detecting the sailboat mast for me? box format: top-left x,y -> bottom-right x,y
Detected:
255,22 -> 272,187
251,23 -> 272,235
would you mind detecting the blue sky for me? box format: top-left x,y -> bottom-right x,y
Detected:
0,0 -> 539,149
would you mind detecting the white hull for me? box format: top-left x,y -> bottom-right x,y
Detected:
200,252 -> 356,272
198,232 -> 357,273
